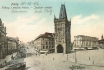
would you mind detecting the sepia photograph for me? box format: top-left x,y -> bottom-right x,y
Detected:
0,0 -> 104,70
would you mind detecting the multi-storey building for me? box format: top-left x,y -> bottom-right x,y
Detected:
34,32 -> 55,53
54,4 -> 71,53
73,35 -> 98,50
0,19 -> 7,59
98,34 -> 104,49
7,37 -> 19,54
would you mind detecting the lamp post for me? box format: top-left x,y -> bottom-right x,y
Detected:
67,52 -> 68,60
75,45 -> 77,63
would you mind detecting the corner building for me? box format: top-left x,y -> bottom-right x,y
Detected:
54,4 -> 71,53
98,34 -> 104,49
34,32 -> 55,53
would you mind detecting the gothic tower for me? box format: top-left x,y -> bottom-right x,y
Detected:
54,4 -> 71,53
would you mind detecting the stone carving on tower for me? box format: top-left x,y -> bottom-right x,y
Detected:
54,4 -> 71,53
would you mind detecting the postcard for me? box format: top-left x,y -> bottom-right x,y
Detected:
0,0 -> 104,70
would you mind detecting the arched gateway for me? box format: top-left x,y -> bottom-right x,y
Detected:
57,44 -> 63,53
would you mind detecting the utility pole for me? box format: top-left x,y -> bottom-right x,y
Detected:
67,53 -> 68,60
75,45 -> 77,63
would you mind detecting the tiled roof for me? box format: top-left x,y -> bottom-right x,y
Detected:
34,32 -> 55,41
40,32 -> 54,38
75,35 -> 98,39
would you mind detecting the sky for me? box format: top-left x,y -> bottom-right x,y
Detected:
0,0 -> 104,43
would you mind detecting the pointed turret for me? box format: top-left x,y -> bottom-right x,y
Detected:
101,34 -> 103,40
0,18 -> 2,23
54,15 -> 56,19
59,4 -> 67,19
0,18 -> 2,26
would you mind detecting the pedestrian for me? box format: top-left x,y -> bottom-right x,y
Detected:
0,64 -> 2,67
5,61 -> 6,64
46,53 -> 47,56
89,57 -> 90,60
93,61 -> 94,65
20,53 -> 22,58
11,55 -> 13,59
53,58 -> 54,60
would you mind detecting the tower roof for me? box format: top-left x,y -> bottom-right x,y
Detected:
101,34 -> 103,40
59,4 -> 67,19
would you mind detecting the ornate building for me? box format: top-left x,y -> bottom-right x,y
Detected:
0,19 -> 7,59
54,4 -> 71,53
73,35 -> 98,50
34,32 -> 55,53
98,34 -> 104,49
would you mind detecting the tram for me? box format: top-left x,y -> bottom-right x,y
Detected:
0,62 -> 26,70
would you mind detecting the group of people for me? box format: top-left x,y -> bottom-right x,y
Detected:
0,60 -> 7,68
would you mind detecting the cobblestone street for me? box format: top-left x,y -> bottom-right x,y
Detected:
24,48 -> 104,70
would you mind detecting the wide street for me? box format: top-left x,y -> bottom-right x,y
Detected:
24,47 -> 104,70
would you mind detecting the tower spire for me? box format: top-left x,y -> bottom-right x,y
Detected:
59,4 -> 67,19
0,18 -> 2,25
54,14 -> 56,19
101,34 -> 103,40
0,18 -> 2,23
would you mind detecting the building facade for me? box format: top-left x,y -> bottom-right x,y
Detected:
0,19 -> 7,59
7,37 -> 19,55
73,35 -> 98,50
54,4 -> 71,53
98,34 -> 104,49
34,32 -> 55,53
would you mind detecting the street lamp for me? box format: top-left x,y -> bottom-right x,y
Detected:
67,52 -> 68,60
75,45 -> 77,63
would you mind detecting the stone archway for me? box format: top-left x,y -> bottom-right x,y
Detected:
57,44 -> 63,53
